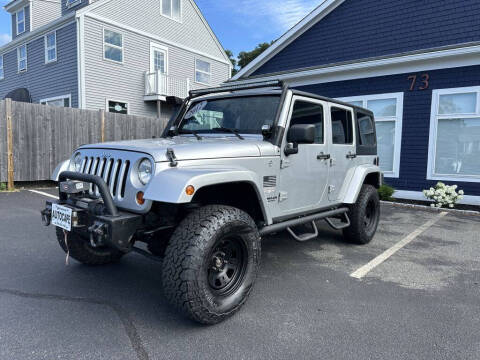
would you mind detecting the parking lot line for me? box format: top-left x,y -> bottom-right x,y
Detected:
350,211 -> 449,279
28,189 -> 59,200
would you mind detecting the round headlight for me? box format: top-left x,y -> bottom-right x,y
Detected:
138,159 -> 153,185
71,153 -> 83,172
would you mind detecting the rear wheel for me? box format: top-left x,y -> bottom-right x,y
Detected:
55,227 -> 124,265
162,205 -> 261,325
343,184 -> 380,244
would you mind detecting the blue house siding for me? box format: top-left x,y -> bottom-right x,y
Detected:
11,5 -> 30,40
253,0 -> 480,76
296,64 -> 480,196
0,21 -> 78,107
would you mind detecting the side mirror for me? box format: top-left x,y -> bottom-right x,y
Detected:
287,124 -> 315,144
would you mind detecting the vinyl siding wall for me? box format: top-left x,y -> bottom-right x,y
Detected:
82,16 -> 229,117
296,65 -> 480,196
91,0 -> 227,62
253,0 -> 480,76
31,0 -> 62,30
0,21 -> 78,107
11,5 -> 30,40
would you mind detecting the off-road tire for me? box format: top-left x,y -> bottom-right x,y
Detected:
55,227 -> 124,265
343,184 -> 380,244
162,205 -> 261,325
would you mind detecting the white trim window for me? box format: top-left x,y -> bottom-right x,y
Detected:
40,94 -> 71,107
103,28 -> 123,63
44,31 -> 57,63
106,99 -> 128,114
339,93 -> 404,177
150,43 -> 168,74
161,0 -> 181,22
427,86 -> 480,183
16,7 -> 25,35
195,58 -> 211,85
0,55 -> 4,80
17,44 -> 27,72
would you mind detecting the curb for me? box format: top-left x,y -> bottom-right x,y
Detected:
380,200 -> 480,217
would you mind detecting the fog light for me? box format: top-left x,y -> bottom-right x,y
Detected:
185,185 -> 195,196
136,191 -> 145,205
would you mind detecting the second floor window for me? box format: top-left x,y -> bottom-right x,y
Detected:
161,0 -> 181,21
103,29 -> 123,63
45,32 -> 57,63
16,8 -> 25,34
0,56 -> 4,80
17,44 -> 27,72
195,59 -> 211,85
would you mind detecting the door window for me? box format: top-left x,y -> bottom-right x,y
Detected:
290,100 -> 324,144
153,49 -> 166,73
331,107 -> 353,144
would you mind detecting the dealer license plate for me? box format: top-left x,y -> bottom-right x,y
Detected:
51,204 -> 72,232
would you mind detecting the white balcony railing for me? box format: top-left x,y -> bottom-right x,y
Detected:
144,71 -> 190,99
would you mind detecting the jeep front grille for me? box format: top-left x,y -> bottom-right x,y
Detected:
79,156 -> 131,199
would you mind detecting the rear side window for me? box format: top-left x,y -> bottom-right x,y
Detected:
290,100 -> 324,143
331,107 -> 353,144
356,111 -> 376,146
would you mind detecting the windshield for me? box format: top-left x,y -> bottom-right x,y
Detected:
178,95 -> 281,135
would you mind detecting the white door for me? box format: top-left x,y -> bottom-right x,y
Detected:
327,104 -> 357,201
276,96 -> 330,218
149,44 -> 168,94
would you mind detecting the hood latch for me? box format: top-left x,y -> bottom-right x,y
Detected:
166,148 -> 178,167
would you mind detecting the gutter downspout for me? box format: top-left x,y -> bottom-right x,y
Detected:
76,13 -> 85,109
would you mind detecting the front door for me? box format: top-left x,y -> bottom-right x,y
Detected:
149,44 -> 168,94
327,104 -> 357,201
276,96 -> 330,218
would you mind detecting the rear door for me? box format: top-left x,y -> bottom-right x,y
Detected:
327,104 -> 357,201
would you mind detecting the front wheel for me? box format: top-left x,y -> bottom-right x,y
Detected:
343,184 -> 380,244
162,205 -> 261,325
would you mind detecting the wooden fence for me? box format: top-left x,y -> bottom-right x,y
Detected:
0,99 -> 169,186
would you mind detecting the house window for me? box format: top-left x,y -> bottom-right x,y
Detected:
0,56 -> 4,80
161,0 -> 181,21
339,93 -> 404,177
428,86 -> 480,182
40,94 -> 71,107
195,59 -> 211,85
17,44 -> 27,72
103,29 -> 123,63
44,32 -> 57,63
66,0 -> 82,8
16,8 -> 25,35
107,100 -> 128,114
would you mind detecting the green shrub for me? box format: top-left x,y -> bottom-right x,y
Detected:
378,184 -> 395,201
0,183 -> 6,191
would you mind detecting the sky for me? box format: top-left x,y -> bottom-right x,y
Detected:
0,0 -> 320,57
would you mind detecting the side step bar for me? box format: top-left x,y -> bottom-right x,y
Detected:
287,221 -> 318,242
259,207 -> 349,237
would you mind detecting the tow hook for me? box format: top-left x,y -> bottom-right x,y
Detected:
89,221 -> 107,248
41,209 -> 51,226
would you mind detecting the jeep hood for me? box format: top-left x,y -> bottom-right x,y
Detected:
79,136 -> 277,162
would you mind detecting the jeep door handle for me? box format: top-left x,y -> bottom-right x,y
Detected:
317,153 -> 331,160
346,152 -> 357,159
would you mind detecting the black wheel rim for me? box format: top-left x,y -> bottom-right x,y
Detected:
207,236 -> 248,296
364,199 -> 378,231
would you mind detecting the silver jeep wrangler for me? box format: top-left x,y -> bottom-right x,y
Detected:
41,81 -> 381,324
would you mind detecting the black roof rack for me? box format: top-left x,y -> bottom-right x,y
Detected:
188,80 -> 285,99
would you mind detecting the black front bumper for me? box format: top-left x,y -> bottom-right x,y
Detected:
41,171 -> 143,252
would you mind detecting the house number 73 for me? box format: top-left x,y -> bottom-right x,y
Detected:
408,74 -> 429,91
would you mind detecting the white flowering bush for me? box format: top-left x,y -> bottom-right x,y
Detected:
423,182 -> 464,208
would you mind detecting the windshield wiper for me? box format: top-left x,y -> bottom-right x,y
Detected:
178,129 -> 203,140
212,127 -> 245,140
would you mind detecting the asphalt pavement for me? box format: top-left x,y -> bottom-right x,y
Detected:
0,188 -> 479,360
